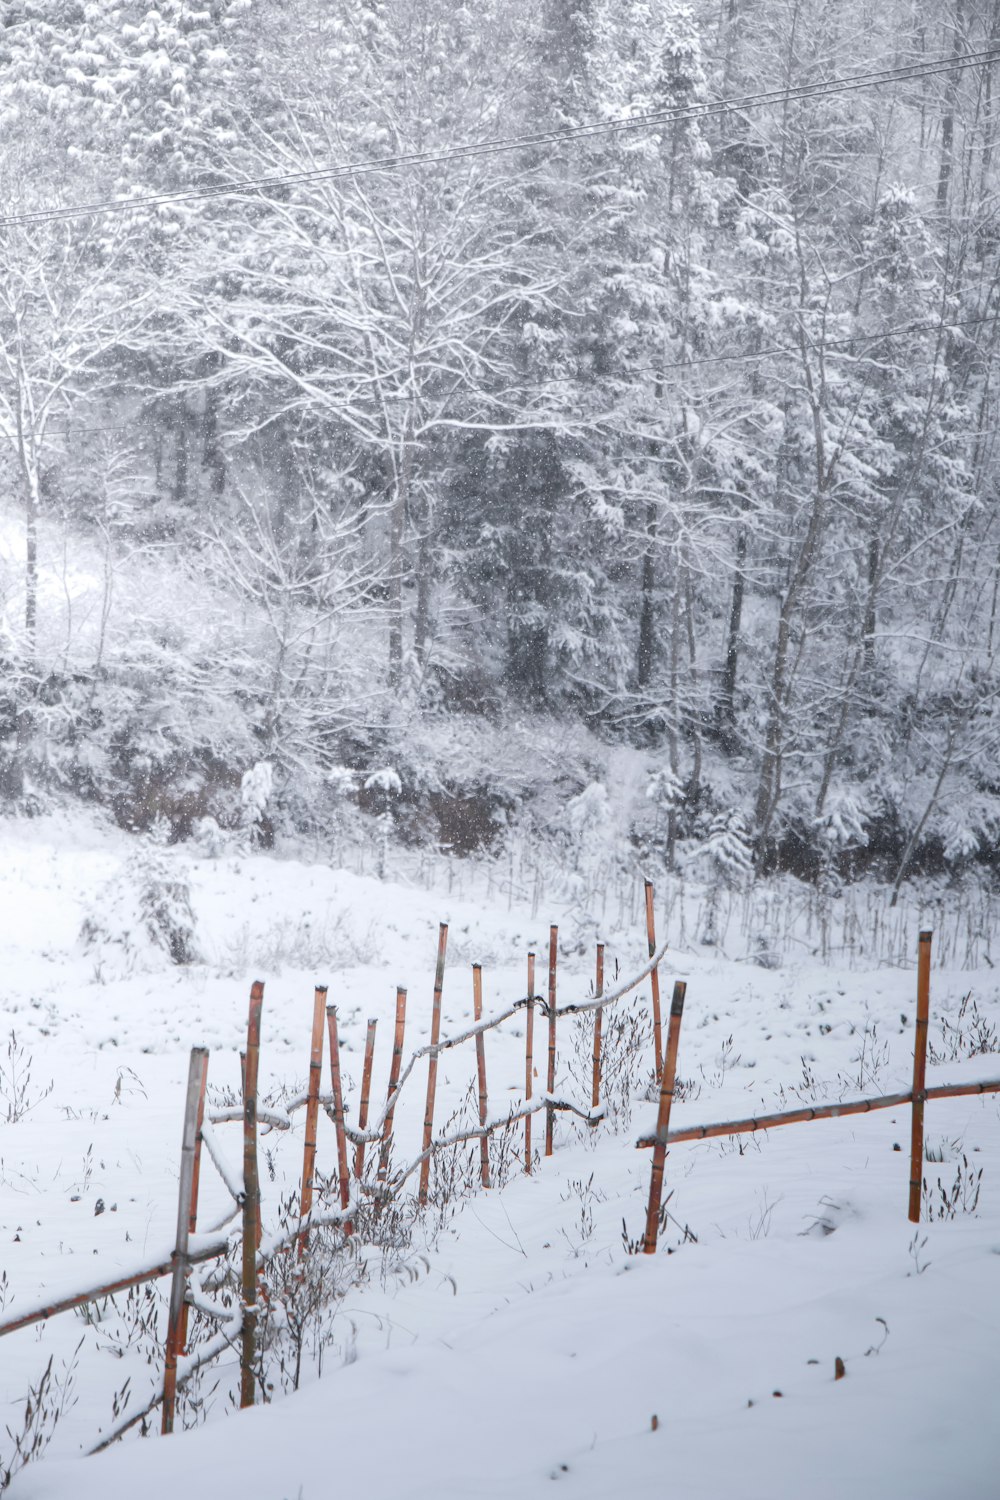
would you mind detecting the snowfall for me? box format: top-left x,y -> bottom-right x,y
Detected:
1,811 -> 998,1500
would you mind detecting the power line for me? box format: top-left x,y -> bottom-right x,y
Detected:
1,47 -> 997,231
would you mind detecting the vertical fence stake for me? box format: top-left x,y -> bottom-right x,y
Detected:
298,985 -> 327,1256
377,987 -> 407,1187
643,980 -> 687,1254
326,1005 -> 352,1230
645,880 -> 664,1079
473,964 -> 491,1188
240,981 -> 264,1409
525,952 -> 535,1174
545,926 -> 558,1158
175,1048 -> 209,1366
162,1046 -> 208,1435
591,942 -> 605,1127
419,923 -> 449,1206
355,1018 -> 377,1183
909,930 -> 933,1223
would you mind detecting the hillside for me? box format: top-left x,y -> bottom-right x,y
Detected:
2,0 -> 1000,890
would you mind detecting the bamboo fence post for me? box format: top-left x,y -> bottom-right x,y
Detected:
240,980 -> 264,1410
645,880 -> 664,1079
419,923 -> 449,1206
175,1048 -> 209,1366
326,1006 -> 352,1229
472,964 -> 491,1188
525,951 -> 535,1174
591,942 -> 605,1127
377,987 -> 407,1186
643,980 -> 687,1254
545,926 -> 558,1158
162,1046 -> 208,1435
909,930 -> 933,1223
354,1018 -> 377,1182
298,985 -> 327,1255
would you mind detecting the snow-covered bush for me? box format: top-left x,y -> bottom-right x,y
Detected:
240,761 -> 274,851
690,810 -> 754,945
362,767 -> 402,877
192,816 -> 227,858
80,842 -> 199,976
693,810 -> 754,886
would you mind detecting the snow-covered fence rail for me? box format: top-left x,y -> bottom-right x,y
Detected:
240,929 -> 669,1185
636,1079 -> 1000,1149
0,1233 -> 232,1343
635,931 -> 1000,1253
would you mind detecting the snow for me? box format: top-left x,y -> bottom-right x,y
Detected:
1,811 -> 999,1498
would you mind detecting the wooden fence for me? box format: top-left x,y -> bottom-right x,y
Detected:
1,907 -> 997,1455
637,931 -> 1000,1251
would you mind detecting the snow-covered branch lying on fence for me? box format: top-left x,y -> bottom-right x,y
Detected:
88,1304 -> 244,1455
209,1105 -> 292,1131
199,1119 -> 245,1203
186,1264 -> 236,1323
258,1202 -> 357,1263
361,1094 -> 605,1198
322,941 -> 671,1146
555,942 -> 672,1016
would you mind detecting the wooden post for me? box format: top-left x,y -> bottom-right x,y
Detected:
909,930 -> 933,1223
377,987 -> 407,1186
419,923 -> 449,1206
645,880 -> 664,1079
643,980 -> 687,1254
525,952 -> 535,1174
591,942 -> 604,1126
175,1048 -> 209,1365
545,925 -> 557,1158
298,985 -> 327,1255
354,1018 -> 377,1182
326,1006 -> 352,1226
473,964 -> 490,1188
240,981 -> 264,1410
162,1046 -> 208,1435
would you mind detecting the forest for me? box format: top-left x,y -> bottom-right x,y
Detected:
1,0 -> 998,894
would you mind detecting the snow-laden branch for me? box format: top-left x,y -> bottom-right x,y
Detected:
354,939 -> 669,1143
209,1105 -> 293,1132
199,1120 -> 245,1204
257,1202 -> 357,1263
256,943 -> 669,1150
362,1093 -> 605,1198
88,1302 -> 244,1455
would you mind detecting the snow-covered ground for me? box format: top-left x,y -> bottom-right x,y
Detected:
2,812 -> 998,1499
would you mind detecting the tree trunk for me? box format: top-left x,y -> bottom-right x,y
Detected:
717,519 -> 747,743
413,499 -> 433,670
172,399 -> 189,506
388,424 -> 412,690
753,481 -> 830,856
936,1 -> 966,210
863,534 -> 879,675
636,502 -> 656,688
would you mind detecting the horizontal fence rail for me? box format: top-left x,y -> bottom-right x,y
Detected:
635,1078 -> 1000,1149
0,1231 -> 232,1341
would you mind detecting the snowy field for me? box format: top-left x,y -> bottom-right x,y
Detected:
1,812 -> 999,1499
